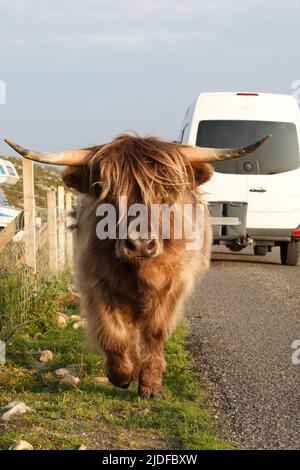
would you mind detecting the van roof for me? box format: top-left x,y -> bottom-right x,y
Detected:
198,92 -> 294,98
196,92 -> 298,105
181,92 -> 300,145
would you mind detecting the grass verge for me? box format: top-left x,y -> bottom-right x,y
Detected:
0,284 -> 229,450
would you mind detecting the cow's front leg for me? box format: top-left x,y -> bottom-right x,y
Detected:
137,284 -> 176,398
84,297 -> 137,389
105,351 -> 133,389
136,258 -> 183,398
105,325 -> 141,388
138,329 -> 166,398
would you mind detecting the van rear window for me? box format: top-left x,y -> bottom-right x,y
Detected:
196,120 -> 300,175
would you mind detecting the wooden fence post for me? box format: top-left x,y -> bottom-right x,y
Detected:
65,192 -> 73,268
47,190 -> 58,277
57,186 -> 65,272
22,159 -> 36,273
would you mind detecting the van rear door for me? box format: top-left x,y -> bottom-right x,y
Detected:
247,99 -> 300,230
196,118 -> 249,204
197,119 -> 300,230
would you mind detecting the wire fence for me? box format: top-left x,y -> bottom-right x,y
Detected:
0,188 -> 75,342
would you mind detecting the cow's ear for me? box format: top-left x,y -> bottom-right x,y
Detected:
62,166 -> 91,194
192,163 -> 214,186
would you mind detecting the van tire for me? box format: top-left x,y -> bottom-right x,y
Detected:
228,245 -> 244,252
280,241 -> 300,266
254,246 -> 268,256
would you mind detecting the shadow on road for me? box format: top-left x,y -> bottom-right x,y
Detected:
211,254 -> 281,266
210,246 -> 300,267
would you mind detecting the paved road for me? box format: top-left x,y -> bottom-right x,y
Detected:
186,246 -> 300,450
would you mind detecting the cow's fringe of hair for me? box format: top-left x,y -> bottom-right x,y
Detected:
88,133 -> 195,206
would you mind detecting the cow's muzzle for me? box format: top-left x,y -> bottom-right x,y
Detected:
117,236 -> 161,259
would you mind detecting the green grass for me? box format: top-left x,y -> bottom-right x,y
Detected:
0,285 -> 229,450
0,271 -> 69,343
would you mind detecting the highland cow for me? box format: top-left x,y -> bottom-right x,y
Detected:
5,134 -> 269,397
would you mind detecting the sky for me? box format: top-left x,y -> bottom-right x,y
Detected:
0,0 -> 299,154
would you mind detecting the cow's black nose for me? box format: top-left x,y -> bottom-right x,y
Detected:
124,237 -> 159,257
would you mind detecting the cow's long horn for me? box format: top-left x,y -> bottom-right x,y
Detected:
179,134 -> 272,163
4,139 -> 101,166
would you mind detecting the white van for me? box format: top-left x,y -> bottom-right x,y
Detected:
178,92 -> 300,265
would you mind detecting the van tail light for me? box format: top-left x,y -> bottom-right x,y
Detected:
236,93 -> 259,96
292,229 -> 300,238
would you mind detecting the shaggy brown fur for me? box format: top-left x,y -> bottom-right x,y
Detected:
62,134 -> 213,398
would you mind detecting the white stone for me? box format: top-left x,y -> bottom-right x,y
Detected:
57,313 -> 68,329
13,440 -> 33,450
1,402 -> 32,422
55,368 -> 70,378
59,373 -> 81,387
70,315 -> 81,322
73,319 -> 86,330
39,350 -> 54,363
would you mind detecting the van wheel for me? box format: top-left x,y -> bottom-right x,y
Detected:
280,241 -> 300,266
254,245 -> 268,256
228,243 -> 244,252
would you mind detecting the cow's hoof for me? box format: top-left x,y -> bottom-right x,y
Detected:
138,384 -> 162,399
107,372 -> 133,389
